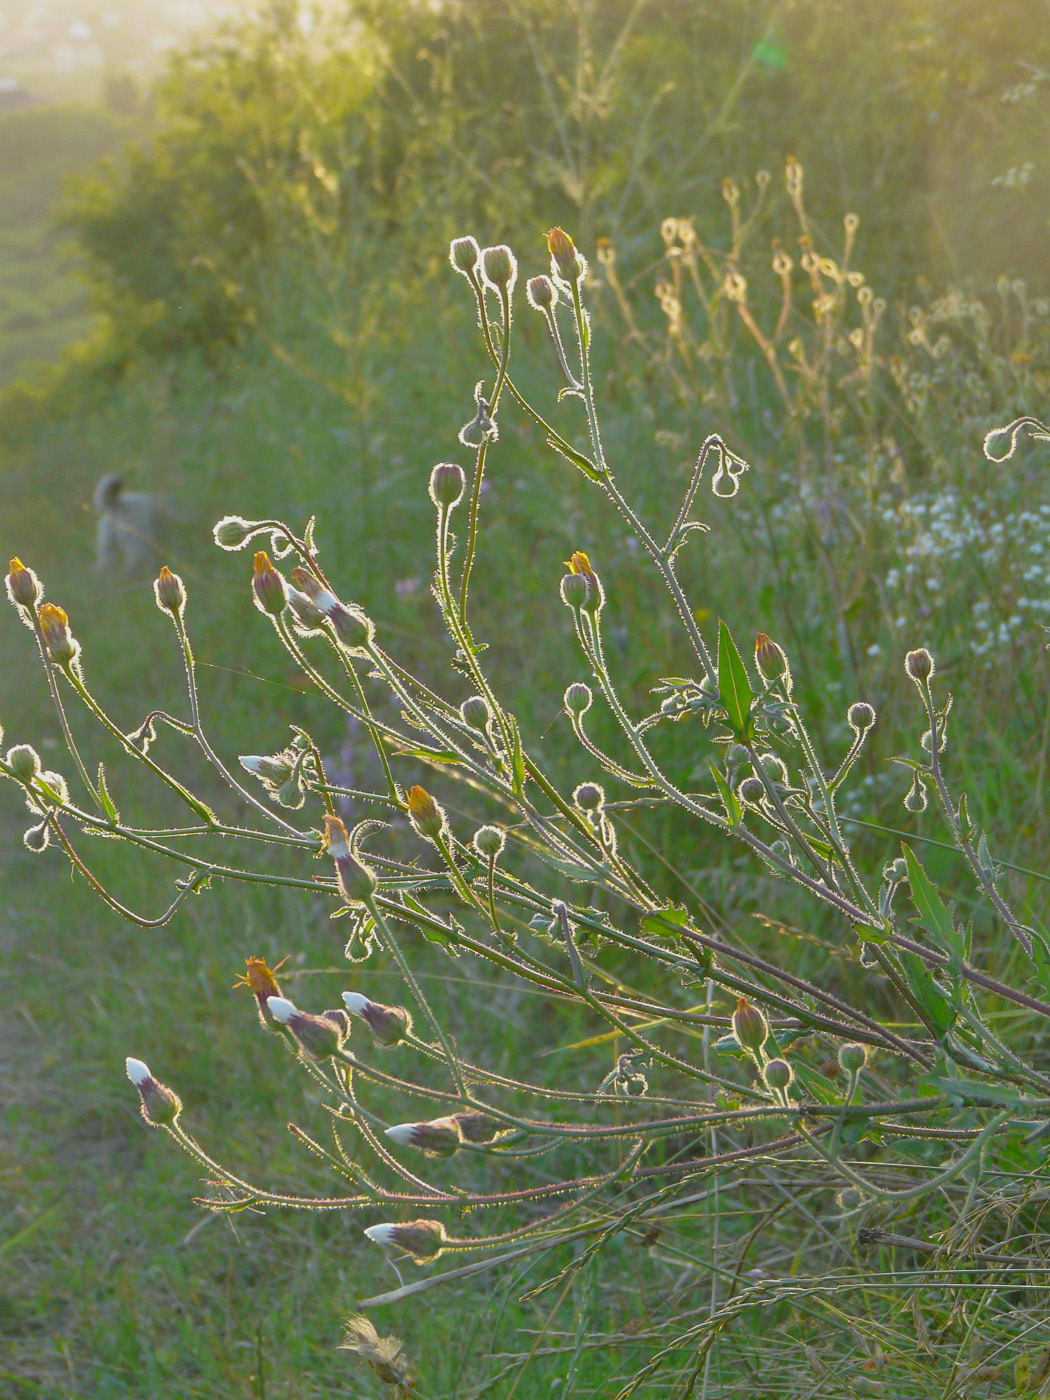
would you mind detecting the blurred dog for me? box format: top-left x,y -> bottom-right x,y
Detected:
94,473 -> 162,575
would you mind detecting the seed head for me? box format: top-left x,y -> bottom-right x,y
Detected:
153,566 -> 185,615
251,551 -> 287,617
341,991 -> 412,1047
6,557 -> 41,609
385,1117 -> 462,1158
448,1110 -> 505,1143
266,995 -> 347,1059
364,1219 -> 446,1263
429,462 -> 466,509
125,1057 -> 182,1127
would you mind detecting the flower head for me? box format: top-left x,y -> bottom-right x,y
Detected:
38,603 -> 79,666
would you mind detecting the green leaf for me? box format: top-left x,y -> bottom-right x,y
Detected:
903,845 -> 963,958
900,951 -> 956,1038
544,435 -> 602,482
717,619 -> 753,739
506,713 -> 526,794
96,763 -> 119,823
641,905 -> 690,941
401,893 -> 461,952
708,759 -> 742,826
932,1076 -> 1024,1107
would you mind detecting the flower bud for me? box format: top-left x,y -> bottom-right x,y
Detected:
731,997 -> 768,1056
904,772 -> 927,813
473,825 -> 505,859
564,682 -> 592,716
6,557 -> 41,609
560,572 -> 591,609
905,648 -> 934,682
341,991 -> 412,1047
38,603 -> 79,666
754,752 -> 788,786
239,753 -> 294,784
573,781 -> 605,813
251,551 -> 287,617
762,1057 -> 794,1094
459,694 -> 491,731
328,603 -> 374,653
23,819 -> 50,852
237,955 -> 285,1031
364,1219 -> 446,1263
406,784 -> 447,841
838,1042 -> 868,1073
323,813 -> 377,903
548,226 -> 584,283
126,1057 -> 182,1127
266,995 -> 347,1058
384,1117 -> 461,1158
429,462 -> 466,509
754,632 -> 789,683
738,775 -> 765,805
563,550 -> 603,612
526,275 -> 557,310
35,770 -> 69,806
449,236 -> 480,275
847,702 -> 876,733
6,744 -> 41,781
213,515 -> 254,550
153,566 -> 185,615
481,244 -> 517,291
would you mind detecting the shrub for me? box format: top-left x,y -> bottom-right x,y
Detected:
4,226 -> 1050,1393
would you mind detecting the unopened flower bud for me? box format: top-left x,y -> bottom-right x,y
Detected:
762,1057 -> 794,1094
481,244 -> 517,291
153,566 -> 185,615
35,770 -> 69,806
406,784 -> 447,841
560,572 -> 591,609
328,603 -> 374,653
251,551 -> 287,617
564,682 -> 592,716
754,632 -> 789,683
38,603 -> 78,665
287,588 -> 326,633
473,825 -> 505,859
429,462 -> 466,509
266,995 -> 347,1058
384,1117 -> 462,1158
548,226 -> 584,283
848,702 -> 876,733
364,1218 -> 446,1263
213,515 -> 254,550
754,752 -> 788,785
838,1042 -> 868,1073
526,275 -> 557,310
341,991 -> 412,1047
732,997 -> 768,1056
573,781 -> 604,813
738,776 -> 765,805
459,694 -> 491,731
6,557 -> 41,609
905,648 -> 934,682
323,813 -> 377,903
126,1057 -> 182,1127
449,236 -> 480,275
6,744 -> 41,781
23,819 -> 50,852
563,550 -> 603,612
276,775 -> 306,809
904,772 -> 927,813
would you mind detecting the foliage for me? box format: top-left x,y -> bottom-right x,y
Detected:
4,224 -> 1050,1396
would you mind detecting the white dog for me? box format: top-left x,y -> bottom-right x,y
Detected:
94,473 -> 162,574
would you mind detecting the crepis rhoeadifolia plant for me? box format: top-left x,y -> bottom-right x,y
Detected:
4,229 -> 1050,1392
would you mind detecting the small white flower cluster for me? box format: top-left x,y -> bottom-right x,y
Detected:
879,490 -> 1050,662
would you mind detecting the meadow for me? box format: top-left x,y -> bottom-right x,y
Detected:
3,3 -> 1050,1396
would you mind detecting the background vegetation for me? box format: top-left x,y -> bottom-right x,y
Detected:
3,1 -> 1050,1395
